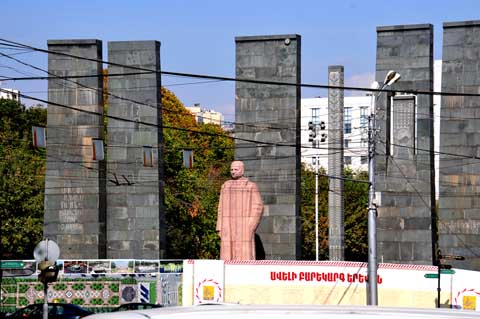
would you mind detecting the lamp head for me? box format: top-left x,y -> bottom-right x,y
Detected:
384,70 -> 401,87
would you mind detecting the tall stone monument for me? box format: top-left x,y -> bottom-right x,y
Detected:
235,34 -> 301,260
439,20 -> 480,270
375,24 -> 435,265
44,39 -> 106,258
106,41 -> 165,259
328,66 -> 345,261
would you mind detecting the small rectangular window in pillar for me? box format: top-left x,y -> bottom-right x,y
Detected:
183,149 -> 194,168
143,146 -> 154,167
92,138 -> 104,161
32,126 -> 46,148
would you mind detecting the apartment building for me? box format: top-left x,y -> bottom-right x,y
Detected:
186,103 -> 224,126
301,95 -> 371,171
0,88 -> 20,102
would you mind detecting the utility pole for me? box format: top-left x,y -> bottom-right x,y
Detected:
308,121 -> 327,261
367,71 -> 401,306
309,121 -> 319,261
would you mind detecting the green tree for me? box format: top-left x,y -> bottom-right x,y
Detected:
0,99 -> 46,259
301,164 -> 329,260
162,88 -> 233,259
344,169 -> 369,261
301,165 -> 368,261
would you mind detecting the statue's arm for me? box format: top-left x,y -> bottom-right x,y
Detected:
251,183 -> 264,225
216,186 -> 224,236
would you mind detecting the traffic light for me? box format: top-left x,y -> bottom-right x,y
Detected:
319,121 -> 327,142
320,133 -> 327,143
319,121 -> 326,130
308,121 -> 316,143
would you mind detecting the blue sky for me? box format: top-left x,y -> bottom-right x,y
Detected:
2,0 -> 480,120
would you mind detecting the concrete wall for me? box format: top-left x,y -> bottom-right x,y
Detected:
235,34 -> 301,260
439,20 -> 480,270
375,24 -> 435,265
183,259 -> 477,309
106,41 -> 165,259
45,39 -> 106,258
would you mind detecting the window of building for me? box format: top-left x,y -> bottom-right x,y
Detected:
143,146 -> 154,167
344,139 -> 350,148
361,138 -> 367,148
345,156 -> 352,165
360,106 -> 368,128
344,107 -> 352,134
311,108 -> 320,124
361,156 -> 368,164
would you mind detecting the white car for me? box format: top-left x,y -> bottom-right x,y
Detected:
84,304 -> 480,319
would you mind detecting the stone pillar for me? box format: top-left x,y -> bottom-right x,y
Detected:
439,20 -> 480,270
375,24 -> 434,265
328,65 -> 345,261
106,41 -> 165,259
44,39 -> 106,258
235,34 -> 301,260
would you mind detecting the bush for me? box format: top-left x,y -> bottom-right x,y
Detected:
53,283 -> 67,290
4,285 -> 16,293
72,283 -> 85,291
90,298 -> 104,305
19,297 -> 29,306
108,296 -> 119,305
109,283 -> 119,292
120,278 -> 136,284
91,283 -> 104,290
71,299 -> 84,305
18,284 -> 29,293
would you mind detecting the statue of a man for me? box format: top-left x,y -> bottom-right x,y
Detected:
217,161 -> 263,260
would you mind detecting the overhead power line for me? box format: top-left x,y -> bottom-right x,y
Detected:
1,38 -> 480,97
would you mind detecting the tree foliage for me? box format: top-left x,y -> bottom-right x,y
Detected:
161,88 -> 234,259
301,165 -> 368,261
0,99 -> 46,259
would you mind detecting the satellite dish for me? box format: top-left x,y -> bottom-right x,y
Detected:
34,239 -> 60,263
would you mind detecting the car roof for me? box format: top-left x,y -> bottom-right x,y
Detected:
119,303 -> 158,306
84,304 -> 480,319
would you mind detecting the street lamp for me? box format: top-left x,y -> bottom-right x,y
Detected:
367,70 -> 401,306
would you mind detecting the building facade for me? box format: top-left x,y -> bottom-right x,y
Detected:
301,95 -> 371,172
0,88 -> 20,102
186,103 -> 224,126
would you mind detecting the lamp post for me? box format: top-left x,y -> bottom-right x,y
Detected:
436,250 -> 464,308
367,70 -> 401,306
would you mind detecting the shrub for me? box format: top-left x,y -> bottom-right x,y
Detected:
108,296 -> 119,305
71,298 -> 84,305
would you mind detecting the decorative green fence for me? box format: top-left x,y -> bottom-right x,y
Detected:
0,261 -> 182,312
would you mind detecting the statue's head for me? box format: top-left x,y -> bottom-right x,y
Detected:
230,161 -> 245,180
